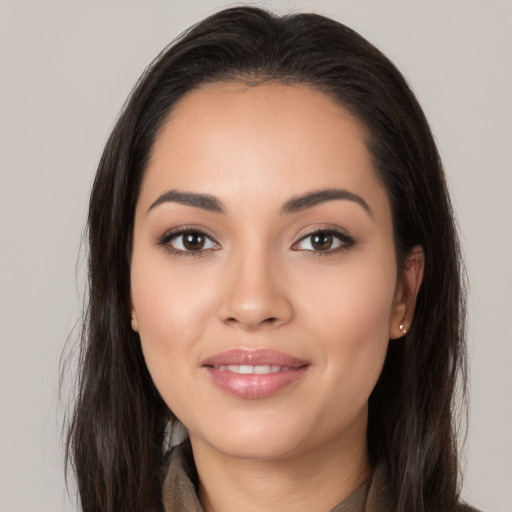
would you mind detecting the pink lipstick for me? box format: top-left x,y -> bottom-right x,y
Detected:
202,349 -> 309,399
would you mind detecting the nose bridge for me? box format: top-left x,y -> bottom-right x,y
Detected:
218,239 -> 293,330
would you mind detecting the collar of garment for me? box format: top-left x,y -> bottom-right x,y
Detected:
161,441 -> 394,512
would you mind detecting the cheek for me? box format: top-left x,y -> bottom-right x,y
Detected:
130,264 -> 221,424
304,251 -> 396,333
130,249 -> 218,372
300,254 -> 396,394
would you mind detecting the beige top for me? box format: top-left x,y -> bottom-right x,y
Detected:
161,442 -> 479,512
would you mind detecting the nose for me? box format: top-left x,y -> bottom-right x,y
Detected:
218,249 -> 294,331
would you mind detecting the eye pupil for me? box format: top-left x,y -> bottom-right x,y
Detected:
183,232 -> 205,251
312,233 -> 333,251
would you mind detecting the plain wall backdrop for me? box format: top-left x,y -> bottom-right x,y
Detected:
1,1 -> 511,511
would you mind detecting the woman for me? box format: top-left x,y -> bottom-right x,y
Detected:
65,6 -> 475,512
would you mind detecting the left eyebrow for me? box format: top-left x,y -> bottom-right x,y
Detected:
280,188 -> 373,217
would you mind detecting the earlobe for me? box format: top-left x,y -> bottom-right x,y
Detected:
389,245 -> 425,339
130,294 -> 139,332
131,314 -> 139,332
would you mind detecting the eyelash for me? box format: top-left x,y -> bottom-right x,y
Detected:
157,227 -> 355,258
293,228 -> 355,256
157,227 -> 219,258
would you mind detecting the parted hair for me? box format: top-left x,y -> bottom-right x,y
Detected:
64,6 -> 467,512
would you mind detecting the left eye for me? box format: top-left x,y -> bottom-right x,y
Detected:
293,230 -> 353,252
165,230 -> 218,252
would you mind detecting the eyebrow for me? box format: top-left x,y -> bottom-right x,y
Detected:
147,190 -> 225,214
280,188 -> 373,217
147,187 -> 372,217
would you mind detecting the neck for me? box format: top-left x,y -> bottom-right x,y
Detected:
190,417 -> 370,512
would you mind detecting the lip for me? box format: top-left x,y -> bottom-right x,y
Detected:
202,349 -> 308,367
202,349 -> 310,399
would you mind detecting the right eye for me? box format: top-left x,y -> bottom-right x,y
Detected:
158,228 -> 220,256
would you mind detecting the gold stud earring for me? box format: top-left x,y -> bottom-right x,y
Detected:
399,323 -> 407,335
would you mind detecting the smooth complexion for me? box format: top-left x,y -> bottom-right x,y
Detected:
130,83 -> 423,512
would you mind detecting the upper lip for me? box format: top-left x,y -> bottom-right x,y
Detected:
202,349 -> 309,368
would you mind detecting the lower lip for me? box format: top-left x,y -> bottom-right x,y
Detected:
204,366 -> 309,399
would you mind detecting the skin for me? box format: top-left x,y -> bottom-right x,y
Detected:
130,83 -> 424,512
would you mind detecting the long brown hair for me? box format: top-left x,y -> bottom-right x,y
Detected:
64,6 -> 467,511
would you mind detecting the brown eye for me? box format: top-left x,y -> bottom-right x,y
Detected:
159,229 -> 219,254
182,232 -> 206,251
311,232 -> 334,251
293,229 -> 355,254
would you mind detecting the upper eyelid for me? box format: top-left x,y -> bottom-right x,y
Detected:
294,226 -> 352,242
292,228 -> 355,250
299,227 -> 347,237
158,226 -> 218,242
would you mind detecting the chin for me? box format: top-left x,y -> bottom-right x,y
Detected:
188,410 -> 357,463
204,433 -> 303,461
187,411 -> 309,460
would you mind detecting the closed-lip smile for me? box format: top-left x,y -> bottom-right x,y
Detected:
201,349 -> 310,399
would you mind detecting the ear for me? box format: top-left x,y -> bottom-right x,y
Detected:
130,293 -> 139,333
389,245 -> 424,339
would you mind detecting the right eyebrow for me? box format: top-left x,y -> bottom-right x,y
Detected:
146,189 -> 225,214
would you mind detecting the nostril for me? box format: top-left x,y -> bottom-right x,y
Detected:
224,316 -> 279,328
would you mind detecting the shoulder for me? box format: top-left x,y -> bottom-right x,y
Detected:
368,465 -> 483,512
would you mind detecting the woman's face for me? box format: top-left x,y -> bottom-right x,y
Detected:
130,83 -> 408,460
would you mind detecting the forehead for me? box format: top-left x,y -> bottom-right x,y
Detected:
140,82 -> 389,217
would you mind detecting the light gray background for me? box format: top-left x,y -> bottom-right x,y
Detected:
1,1 -> 511,511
